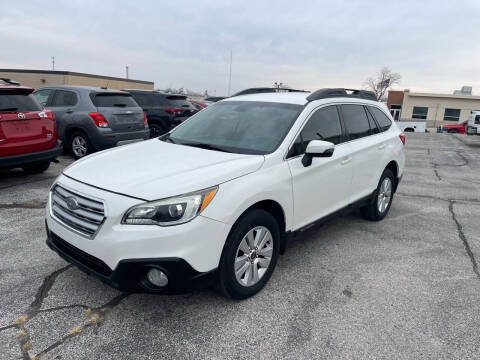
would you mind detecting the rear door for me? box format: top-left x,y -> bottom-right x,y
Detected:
339,104 -> 380,202
48,89 -> 78,139
0,89 -> 56,157
90,92 -> 144,133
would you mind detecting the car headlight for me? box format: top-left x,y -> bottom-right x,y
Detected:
122,187 -> 218,226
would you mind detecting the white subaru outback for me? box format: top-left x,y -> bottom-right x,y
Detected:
46,88 -> 405,299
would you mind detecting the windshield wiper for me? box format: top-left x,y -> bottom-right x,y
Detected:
159,133 -> 176,143
180,142 -> 233,153
113,104 -> 127,107
0,107 -> 18,111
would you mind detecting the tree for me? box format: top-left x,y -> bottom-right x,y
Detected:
364,67 -> 401,101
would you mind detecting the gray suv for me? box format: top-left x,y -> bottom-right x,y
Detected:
33,86 -> 149,158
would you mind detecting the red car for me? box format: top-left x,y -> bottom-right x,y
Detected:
441,121 -> 467,134
188,99 -> 208,110
0,79 -> 62,173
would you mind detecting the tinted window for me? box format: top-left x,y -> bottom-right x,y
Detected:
90,93 -> 138,107
365,107 -> 380,134
51,90 -> 77,107
368,106 -> 392,132
289,106 -> 342,157
412,106 -> 428,120
169,101 -> 302,155
34,89 -> 52,106
167,95 -> 190,107
0,91 -> 43,112
131,93 -> 155,107
341,104 -> 370,140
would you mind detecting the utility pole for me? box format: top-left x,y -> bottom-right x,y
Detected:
227,49 -> 232,96
126,66 -> 129,79
52,56 -> 55,71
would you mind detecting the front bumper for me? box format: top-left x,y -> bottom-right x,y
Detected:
0,141 -> 62,169
46,228 -> 217,293
45,175 -> 231,292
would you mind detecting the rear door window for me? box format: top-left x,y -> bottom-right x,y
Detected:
340,104 -> 371,140
90,93 -> 138,107
34,89 -> 53,106
50,90 -> 77,107
365,107 -> 380,134
368,106 -> 392,132
288,105 -> 343,157
0,91 -> 43,112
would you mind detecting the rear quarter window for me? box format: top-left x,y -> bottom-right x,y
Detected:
90,93 -> 139,107
0,91 -> 43,112
369,106 -> 392,132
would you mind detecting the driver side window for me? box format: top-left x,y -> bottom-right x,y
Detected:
288,105 -> 343,157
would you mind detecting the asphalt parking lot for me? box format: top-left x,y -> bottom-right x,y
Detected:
1,133 -> 480,360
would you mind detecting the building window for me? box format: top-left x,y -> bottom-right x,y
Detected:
443,108 -> 461,122
412,106 -> 428,120
390,104 -> 402,110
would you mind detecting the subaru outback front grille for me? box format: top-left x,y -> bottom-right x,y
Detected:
50,185 -> 105,238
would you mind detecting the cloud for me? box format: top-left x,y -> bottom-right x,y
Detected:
1,0 -> 480,95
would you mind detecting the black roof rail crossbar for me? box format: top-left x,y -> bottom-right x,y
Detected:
231,87 -> 309,97
306,88 -> 377,102
0,78 -> 20,85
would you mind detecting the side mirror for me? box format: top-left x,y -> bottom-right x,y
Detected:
301,140 -> 335,167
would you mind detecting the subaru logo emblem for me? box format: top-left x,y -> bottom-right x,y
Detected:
65,197 -> 79,211
17,113 -> 25,119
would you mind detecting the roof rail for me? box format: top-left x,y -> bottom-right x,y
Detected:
0,78 -> 20,86
231,87 -> 309,97
306,88 -> 377,102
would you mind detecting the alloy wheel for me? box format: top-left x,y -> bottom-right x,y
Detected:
234,226 -> 273,287
377,177 -> 392,213
72,136 -> 87,157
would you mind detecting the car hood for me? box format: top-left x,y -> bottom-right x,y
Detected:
63,139 -> 265,201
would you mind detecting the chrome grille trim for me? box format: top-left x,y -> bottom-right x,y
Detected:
50,184 -> 106,239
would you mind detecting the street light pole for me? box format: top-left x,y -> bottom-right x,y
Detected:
52,56 -> 55,71
227,49 -> 232,96
126,66 -> 129,79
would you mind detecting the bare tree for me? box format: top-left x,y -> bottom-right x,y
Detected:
364,67 -> 401,101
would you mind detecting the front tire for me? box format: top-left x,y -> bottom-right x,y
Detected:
361,168 -> 395,221
218,209 -> 280,299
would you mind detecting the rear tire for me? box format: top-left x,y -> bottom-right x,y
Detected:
149,122 -> 167,138
361,168 -> 395,221
218,209 -> 280,300
22,161 -> 50,174
68,131 -> 91,159
448,129 -> 458,133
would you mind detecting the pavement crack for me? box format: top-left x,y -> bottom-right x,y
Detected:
449,201 -> 480,280
0,201 -> 46,209
0,323 -> 15,332
0,176 -> 57,190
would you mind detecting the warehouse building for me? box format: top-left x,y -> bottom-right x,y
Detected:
387,87 -> 480,128
0,69 -> 154,91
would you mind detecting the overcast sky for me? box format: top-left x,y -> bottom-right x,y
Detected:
1,0 -> 479,95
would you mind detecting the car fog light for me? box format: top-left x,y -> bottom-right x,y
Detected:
147,268 -> 168,287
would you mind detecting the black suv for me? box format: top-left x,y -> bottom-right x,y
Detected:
123,90 -> 198,138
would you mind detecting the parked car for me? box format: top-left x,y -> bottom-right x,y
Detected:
123,90 -> 198,138
0,79 -> 61,173
188,99 -> 208,111
395,121 -> 426,133
45,87 -> 405,299
439,120 -> 467,134
33,86 -> 149,159
467,111 -> 480,135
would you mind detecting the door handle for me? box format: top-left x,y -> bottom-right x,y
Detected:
66,109 -> 73,114
341,157 -> 352,165
378,144 -> 386,150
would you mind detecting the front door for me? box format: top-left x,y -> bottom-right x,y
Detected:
287,105 -> 354,230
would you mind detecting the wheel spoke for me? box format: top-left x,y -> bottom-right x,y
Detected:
258,246 -> 273,258
246,231 -> 255,249
235,255 -> 248,271
254,228 -> 264,248
252,262 -> 259,283
257,257 -> 270,268
244,264 -> 253,285
239,238 -> 250,254
236,261 -> 249,279
257,231 -> 270,251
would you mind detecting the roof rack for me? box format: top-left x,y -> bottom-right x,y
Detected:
306,88 -> 377,102
0,78 -> 20,86
231,87 -> 309,97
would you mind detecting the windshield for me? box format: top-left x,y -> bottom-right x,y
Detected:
167,101 -> 302,154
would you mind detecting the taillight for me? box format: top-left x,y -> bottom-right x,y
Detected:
39,109 -> 55,120
89,112 -> 109,128
164,107 -> 184,115
399,132 -> 405,145
143,112 -> 148,126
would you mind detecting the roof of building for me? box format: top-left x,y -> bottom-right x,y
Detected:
0,69 -> 153,85
404,89 -> 480,101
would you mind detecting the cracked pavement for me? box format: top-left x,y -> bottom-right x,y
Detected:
1,133 -> 480,359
